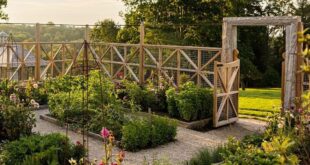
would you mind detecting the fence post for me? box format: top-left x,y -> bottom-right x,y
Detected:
35,23 -> 41,81
139,22 -> 145,85
85,24 -> 90,42
158,48 -> 163,85
21,43 -> 25,80
197,50 -> 202,87
295,22 -> 304,109
6,43 -> 10,80
177,49 -> 181,87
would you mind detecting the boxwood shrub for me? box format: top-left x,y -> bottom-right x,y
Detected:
121,115 -> 177,151
166,82 -> 213,121
1,133 -> 86,165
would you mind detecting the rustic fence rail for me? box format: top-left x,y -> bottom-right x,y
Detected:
0,41 -> 222,88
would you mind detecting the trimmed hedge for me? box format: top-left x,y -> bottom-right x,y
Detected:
121,115 -> 177,151
1,133 -> 86,165
166,82 -> 213,121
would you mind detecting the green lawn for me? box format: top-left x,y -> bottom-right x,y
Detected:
239,88 -> 281,121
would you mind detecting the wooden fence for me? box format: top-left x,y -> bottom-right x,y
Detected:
0,41 -> 222,88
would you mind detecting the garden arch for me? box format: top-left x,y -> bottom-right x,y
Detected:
213,16 -> 303,127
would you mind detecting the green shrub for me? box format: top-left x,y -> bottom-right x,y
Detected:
1,133 -> 86,165
150,115 -> 177,147
121,115 -> 177,151
0,100 -> 35,141
118,80 -> 144,106
88,105 -> 127,140
44,75 -> 84,93
186,147 -> 225,165
24,81 -> 48,105
166,88 -> 178,117
48,91 -> 96,126
166,82 -> 213,121
121,119 -> 151,151
88,70 -> 118,108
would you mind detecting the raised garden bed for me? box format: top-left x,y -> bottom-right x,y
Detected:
136,111 -> 212,130
40,114 -> 107,141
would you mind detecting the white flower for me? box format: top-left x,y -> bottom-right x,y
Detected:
68,158 -> 77,165
30,99 -> 36,104
9,94 -> 17,103
33,83 -> 38,89
278,123 -> 283,129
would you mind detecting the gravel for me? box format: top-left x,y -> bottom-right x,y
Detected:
33,109 -> 266,165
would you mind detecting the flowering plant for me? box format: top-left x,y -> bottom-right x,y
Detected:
99,127 -> 125,165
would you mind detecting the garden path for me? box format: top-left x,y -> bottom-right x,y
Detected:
33,109 -> 266,165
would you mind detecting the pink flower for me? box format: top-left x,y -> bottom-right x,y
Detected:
111,163 -> 117,165
100,127 -> 110,138
99,162 -> 104,165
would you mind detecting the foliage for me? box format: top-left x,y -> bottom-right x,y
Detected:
166,82 -> 213,121
0,0 -> 7,20
48,91 -> 96,126
0,97 -> 35,141
121,119 -> 151,151
1,133 -> 86,165
0,23 -> 85,42
91,19 -> 120,42
88,105 -> 127,140
261,67 -> 281,87
87,70 -> 119,109
186,147 -> 225,165
121,115 -> 177,151
117,79 -> 144,109
0,80 -> 44,107
118,79 -> 168,112
44,75 -> 84,94
24,81 -> 48,105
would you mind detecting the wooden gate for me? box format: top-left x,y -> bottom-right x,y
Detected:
213,60 -> 240,127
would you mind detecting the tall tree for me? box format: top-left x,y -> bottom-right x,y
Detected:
0,0 -> 7,20
91,19 -> 120,42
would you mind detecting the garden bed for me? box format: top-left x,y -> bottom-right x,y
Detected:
40,114 -> 113,142
136,111 -> 212,130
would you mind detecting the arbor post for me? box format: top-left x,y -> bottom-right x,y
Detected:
139,22 -> 145,85
35,23 -> 41,81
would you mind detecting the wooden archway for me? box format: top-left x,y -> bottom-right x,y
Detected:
222,16 -> 303,110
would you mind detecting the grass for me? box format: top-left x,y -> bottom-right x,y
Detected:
239,88 -> 281,121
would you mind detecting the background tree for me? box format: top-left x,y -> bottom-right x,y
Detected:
0,0 -> 7,20
90,19 -> 120,42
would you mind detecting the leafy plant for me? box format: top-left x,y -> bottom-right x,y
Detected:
121,119 -> 151,151
121,115 -> 177,151
1,133 -> 86,165
186,147 -> 225,165
166,82 -> 213,121
0,98 -> 35,141
88,104 -> 127,140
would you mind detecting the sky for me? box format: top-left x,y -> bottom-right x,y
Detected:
2,0 -> 126,25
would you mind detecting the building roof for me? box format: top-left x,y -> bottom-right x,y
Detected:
0,44 -> 48,67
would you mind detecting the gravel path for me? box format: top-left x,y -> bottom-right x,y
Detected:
33,109 -> 266,165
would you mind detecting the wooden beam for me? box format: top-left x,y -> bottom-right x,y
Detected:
139,22 -> 145,84
224,16 -> 301,26
284,22 -> 298,109
35,23 -> 41,81
197,50 -> 202,86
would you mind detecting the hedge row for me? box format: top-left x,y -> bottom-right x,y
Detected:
121,115 -> 177,151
